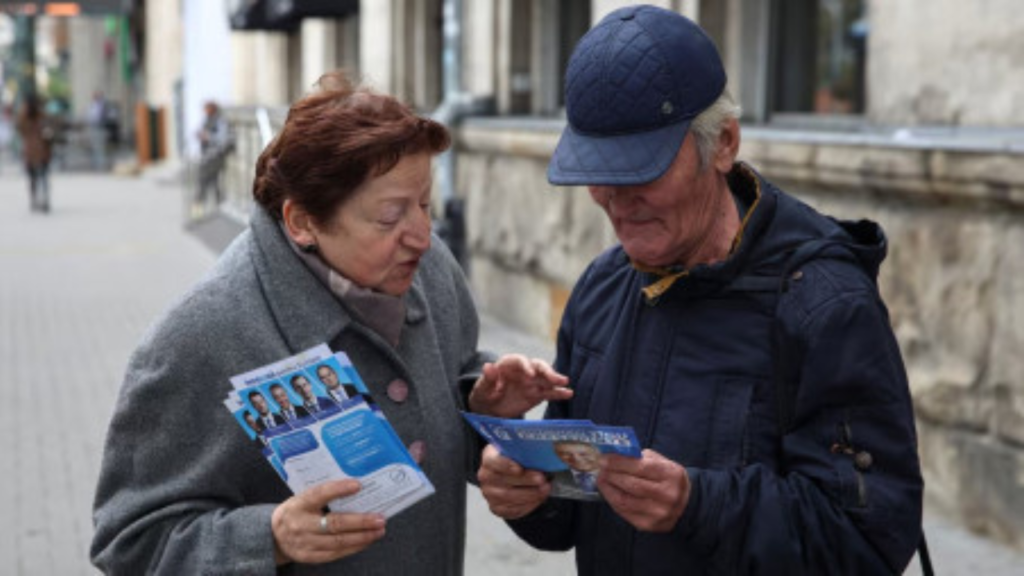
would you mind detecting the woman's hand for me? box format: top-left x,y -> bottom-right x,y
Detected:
468,354 -> 572,418
271,480 -> 386,566
477,444 -> 551,519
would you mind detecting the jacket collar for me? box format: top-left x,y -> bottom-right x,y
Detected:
709,162 -> 778,278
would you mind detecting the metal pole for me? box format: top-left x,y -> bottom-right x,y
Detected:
12,10 -> 37,103
434,0 -> 469,268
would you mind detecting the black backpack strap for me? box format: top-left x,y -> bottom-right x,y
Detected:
918,532 -> 934,575
770,239 -> 858,433
760,245 -> 934,573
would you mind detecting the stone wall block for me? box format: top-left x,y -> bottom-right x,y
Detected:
461,155 -> 501,253
736,139 -> 770,164
920,423 -> 1024,549
861,175 -> 934,197
930,151 -> 1024,208
886,216 -> 998,420
761,142 -> 815,167
760,165 -> 818,189
461,154 -> 545,268
918,420 -> 967,517
809,168 -> 866,192
461,150 -> 613,291
990,227 -> 1024,445
811,146 -> 868,173
959,433 -> 1024,546
816,146 -> 927,180
460,125 -> 557,159
542,185 -> 613,287
470,256 -> 551,339
936,153 -> 1024,188
869,0 -> 1024,126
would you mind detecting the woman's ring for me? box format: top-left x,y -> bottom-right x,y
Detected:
319,513 -> 330,534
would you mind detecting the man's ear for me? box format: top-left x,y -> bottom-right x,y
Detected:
281,199 -> 318,247
713,118 -> 740,173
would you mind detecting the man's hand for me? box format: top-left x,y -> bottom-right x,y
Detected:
468,354 -> 571,418
598,449 -> 691,533
477,444 -> 551,519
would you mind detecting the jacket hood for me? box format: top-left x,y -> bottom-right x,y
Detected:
724,163 -> 888,283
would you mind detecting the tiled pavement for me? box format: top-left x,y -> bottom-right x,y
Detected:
0,160 -> 1021,575
0,164 -> 214,576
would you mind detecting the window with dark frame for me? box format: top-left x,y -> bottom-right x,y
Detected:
556,1 -> 591,108
771,0 -> 867,116
502,0 -> 590,116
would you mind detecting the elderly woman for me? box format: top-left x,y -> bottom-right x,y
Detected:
90,71 -> 568,575
15,93 -> 53,213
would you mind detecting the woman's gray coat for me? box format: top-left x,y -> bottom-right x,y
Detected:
91,206 -> 491,575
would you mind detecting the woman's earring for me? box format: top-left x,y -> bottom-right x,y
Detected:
300,243 -> 319,254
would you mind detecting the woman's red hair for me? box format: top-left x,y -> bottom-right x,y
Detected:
253,70 -> 450,224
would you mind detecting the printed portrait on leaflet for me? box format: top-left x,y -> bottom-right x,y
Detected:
549,440 -> 602,500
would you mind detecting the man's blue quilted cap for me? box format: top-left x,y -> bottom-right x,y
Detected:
548,5 -> 726,186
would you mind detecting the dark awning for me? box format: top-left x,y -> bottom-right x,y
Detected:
264,0 -> 359,26
228,0 -> 295,32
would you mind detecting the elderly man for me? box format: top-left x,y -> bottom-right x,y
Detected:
477,5 -> 924,575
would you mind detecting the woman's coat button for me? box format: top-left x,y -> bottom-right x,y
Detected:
408,440 -> 426,464
387,379 -> 410,403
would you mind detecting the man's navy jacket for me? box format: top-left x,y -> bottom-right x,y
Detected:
509,164 -> 924,575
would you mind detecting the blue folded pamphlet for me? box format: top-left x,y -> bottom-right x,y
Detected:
462,412 -> 641,501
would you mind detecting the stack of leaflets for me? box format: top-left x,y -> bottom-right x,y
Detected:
462,413 -> 641,501
223,344 -> 434,518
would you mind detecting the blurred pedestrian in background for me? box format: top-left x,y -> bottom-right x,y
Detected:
86,90 -> 111,171
15,94 -> 54,213
195,99 -> 232,207
0,103 -> 13,173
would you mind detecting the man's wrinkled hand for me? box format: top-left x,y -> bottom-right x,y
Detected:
598,449 -> 690,533
477,444 -> 551,519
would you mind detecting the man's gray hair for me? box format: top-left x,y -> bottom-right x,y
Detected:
690,89 -> 741,170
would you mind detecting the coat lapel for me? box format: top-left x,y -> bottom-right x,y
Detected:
248,206 -> 352,353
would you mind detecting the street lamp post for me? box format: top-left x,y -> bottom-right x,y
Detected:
12,5 -> 38,103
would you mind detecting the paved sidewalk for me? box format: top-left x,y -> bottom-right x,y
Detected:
1,162 -> 1022,575
0,166 -> 214,576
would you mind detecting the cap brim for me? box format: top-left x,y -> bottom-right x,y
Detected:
547,119 -> 691,186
